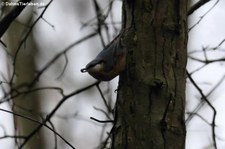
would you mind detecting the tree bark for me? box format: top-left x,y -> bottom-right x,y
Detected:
112,0 -> 187,148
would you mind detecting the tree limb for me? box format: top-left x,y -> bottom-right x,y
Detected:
188,0 -> 211,15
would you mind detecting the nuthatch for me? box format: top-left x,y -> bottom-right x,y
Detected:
81,34 -> 126,81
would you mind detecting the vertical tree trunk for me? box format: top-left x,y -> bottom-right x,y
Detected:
112,0 -> 187,148
6,12 -> 46,149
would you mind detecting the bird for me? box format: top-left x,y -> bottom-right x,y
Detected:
81,33 -> 126,81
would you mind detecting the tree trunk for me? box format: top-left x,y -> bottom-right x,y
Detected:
5,11 -> 46,149
112,0 -> 187,148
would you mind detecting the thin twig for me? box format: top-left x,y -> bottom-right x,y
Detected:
186,70 -> 217,149
90,117 -> 114,123
0,108 -> 75,148
18,81 -> 100,149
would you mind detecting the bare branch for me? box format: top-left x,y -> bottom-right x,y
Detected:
0,108 -> 75,148
189,56 -> 225,64
29,32 -> 98,87
188,0 -> 211,15
186,73 -> 225,123
10,0 -> 54,84
186,112 -> 211,125
186,70 -> 217,149
0,40 -> 7,47
18,81 -> 100,149
96,84 -> 113,113
90,117 -> 114,123
189,0 -> 219,31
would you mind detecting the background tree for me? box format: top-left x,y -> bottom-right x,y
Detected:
0,0 -> 225,149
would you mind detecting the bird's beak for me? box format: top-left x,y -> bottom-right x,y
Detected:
80,68 -> 87,73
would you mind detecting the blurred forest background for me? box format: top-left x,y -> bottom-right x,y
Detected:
0,0 -> 225,149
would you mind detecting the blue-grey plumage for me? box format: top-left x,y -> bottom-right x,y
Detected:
81,34 -> 126,81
